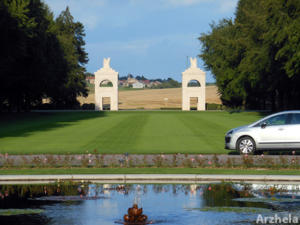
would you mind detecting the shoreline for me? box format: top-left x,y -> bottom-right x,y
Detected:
1,174 -> 300,184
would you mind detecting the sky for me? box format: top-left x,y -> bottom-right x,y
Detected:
44,0 -> 239,82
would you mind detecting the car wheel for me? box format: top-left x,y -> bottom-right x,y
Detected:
236,136 -> 256,154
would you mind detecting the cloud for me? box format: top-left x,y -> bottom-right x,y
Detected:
129,0 -> 209,9
45,0 -> 107,30
218,0 -> 238,13
45,0 -> 238,31
165,0 -> 238,12
88,33 -> 198,55
129,0 -> 238,14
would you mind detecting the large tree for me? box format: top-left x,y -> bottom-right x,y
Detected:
51,7 -> 88,107
199,0 -> 300,110
0,1 -> 88,111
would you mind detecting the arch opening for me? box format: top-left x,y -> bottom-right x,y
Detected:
187,80 -> 201,87
190,97 -> 198,110
100,80 -> 113,87
102,97 -> 111,110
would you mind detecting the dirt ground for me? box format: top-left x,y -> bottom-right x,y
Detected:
78,86 -> 221,109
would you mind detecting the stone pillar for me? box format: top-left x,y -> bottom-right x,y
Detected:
182,57 -> 206,111
94,58 -> 119,111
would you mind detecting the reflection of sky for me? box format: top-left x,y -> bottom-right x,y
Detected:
42,184 -> 260,225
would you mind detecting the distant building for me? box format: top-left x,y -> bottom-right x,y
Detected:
86,76 -> 95,84
152,81 -> 161,86
132,82 -> 145,89
127,77 -> 138,85
118,80 -> 125,86
143,80 -> 151,87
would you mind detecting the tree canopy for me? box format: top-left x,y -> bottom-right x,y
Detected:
199,0 -> 300,110
0,0 -> 88,111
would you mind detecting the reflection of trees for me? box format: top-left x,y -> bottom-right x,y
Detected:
0,182 -> 85,201
0,213 -> 51,225
0,182 -> 88,210
172,185 -> 178,196
152,185 -> 164,194
201,183 -> 268,209
202,183 -> 243,207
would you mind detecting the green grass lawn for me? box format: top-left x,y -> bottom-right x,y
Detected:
0,111 -> 265,154
0,167 -> 299,175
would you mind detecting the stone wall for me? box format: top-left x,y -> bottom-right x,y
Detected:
0,154 -> 299,168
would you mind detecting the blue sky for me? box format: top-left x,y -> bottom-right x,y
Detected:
45,0 -> 238,82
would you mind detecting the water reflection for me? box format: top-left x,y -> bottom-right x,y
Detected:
0,182 -> 300,225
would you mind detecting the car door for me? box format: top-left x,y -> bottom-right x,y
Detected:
256,113 -> 291,149
284,113 -> 300,148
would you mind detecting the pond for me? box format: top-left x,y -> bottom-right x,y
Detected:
1,182 -> 300,225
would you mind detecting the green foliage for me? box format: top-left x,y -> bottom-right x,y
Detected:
151,78 -> 181,89
199,0 -> 300,110
0,209 -> 44,216
0,1 -> 88,111
206,103 -> 224,110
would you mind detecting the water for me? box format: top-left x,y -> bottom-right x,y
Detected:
1,182 -> 300,225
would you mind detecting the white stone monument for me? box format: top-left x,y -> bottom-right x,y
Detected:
94,58 -> 118,111
182,57 -> 206,111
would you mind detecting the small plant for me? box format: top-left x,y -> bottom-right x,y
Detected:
172,154 -> 178,167
143,155 -> 149,167
226,158 -> 233,168
182,156 -> 193,168
128,156 -> 135,168
80,155 -> 89,167
154,155 -> 163,167
242,154 -> 254,168
108,155 -> 117,168
20,156 -> 29,168
119,158 -> 125,167
32,156 -> 42,167
45,155 -> 57,167
196,154 -> 205,167
189,157 -> 196,168
290,157 -> 299,169
279,155 -> 287,167
212,154 -> 220,168
264,157 -> 275,168
63,155 -> 72,167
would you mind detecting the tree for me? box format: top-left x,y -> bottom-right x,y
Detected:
199,0 -> 300,110
0,0 -> 67,111
51,7 -> 88,107
0,2 -> 89,111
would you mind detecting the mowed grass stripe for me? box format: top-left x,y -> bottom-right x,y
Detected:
176,112 -> 262,153
135,112 -> 195,153
177,113 -> 227,152
0,111 -> 265,154
83,112 -> 149,153
0,112 -> 125,153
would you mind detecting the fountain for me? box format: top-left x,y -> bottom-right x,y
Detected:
122,204 -> 151,225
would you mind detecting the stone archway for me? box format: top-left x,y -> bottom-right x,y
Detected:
182,57 -> 206,111
94,57 -> 206,111
94,58 -> 119,111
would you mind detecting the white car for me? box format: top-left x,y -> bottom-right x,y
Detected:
225,111 -> 300,154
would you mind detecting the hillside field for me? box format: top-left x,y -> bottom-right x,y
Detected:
78,86 -> 221,109
0,111 -> 264,154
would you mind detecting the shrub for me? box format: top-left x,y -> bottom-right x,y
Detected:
81,103 -> 95,110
